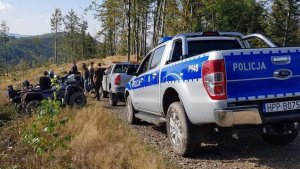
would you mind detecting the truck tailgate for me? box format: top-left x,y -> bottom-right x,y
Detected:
224,48 -> 300,103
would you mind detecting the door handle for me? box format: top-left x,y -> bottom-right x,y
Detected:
152,73 -> 157,79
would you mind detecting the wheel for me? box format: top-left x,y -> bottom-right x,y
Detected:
103,89 -> 109,98
68,92 -> 87,108
166,102 -> 201,156
15,103 -> 23,114
25,100 -> 40,114
100,87 -> 108,98
126,95 -> 140,124
262,130 -> 299,145
109,92 -> 117,106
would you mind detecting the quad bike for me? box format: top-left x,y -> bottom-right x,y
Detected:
7,80 -> 34,113
8,74 -> 87,114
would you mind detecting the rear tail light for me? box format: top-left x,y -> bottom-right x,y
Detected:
114,75 -> 121,85
202,59 -> 227,100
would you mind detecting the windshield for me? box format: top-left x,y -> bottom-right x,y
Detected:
113,64 -> 139,73
188,40 -> 242,57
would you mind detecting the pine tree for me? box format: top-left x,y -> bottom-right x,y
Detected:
50,8 -> 63,64
64,9 -> 80,61
268,0 -> 300,46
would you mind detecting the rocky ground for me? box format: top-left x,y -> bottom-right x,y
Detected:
101,100 -> 300,169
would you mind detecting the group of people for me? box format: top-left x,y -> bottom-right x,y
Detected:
37,60 -> 104,101
71,61 -> 104,101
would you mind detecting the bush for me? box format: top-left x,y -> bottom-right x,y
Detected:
22,98 -> 71,156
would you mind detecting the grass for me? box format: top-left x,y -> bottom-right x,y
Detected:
0,104 -> 17,122
56,104 -> 175,169
0,55 -> 177,169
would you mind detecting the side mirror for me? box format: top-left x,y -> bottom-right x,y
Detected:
127,67 -> 137,76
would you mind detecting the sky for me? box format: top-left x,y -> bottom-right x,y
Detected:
0,0 -> 101,36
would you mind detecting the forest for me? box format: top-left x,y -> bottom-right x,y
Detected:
91,0 -> 300,61
0,0 -> 299,74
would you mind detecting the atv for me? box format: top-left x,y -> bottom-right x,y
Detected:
7,80 -> 33,113
8,74 -> 86,114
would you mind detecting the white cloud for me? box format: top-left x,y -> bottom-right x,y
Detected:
0,2 -> 11,12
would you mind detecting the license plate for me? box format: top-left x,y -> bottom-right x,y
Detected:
264,100 -> 300,113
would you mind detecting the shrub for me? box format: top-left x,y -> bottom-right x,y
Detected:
22,98 -> 71,162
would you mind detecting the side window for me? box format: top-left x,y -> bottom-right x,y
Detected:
138,52 -> 152,75
113,65 -> 122,73
169,40 -> 182,63
149,45 -> 166,69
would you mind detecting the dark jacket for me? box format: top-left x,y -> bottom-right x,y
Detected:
71,64 -> 78,74
39,76 -> 51,90
94,68 -> 104,87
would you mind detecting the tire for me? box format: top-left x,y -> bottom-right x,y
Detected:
100,87 -> 108,98
68,92 -> 87,108
103,90 -> 109,98
262,130 -> 299,145
166,102 -> 200,156
15,103 -> 23,114
25,100 -> 40,115
126,95 -> 140,124
109,92 -> 117,106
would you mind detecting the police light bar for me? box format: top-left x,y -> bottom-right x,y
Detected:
159,36 -> 173,44
201,32 -> 219,36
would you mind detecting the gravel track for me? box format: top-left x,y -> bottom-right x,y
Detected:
101,100 -> 300,169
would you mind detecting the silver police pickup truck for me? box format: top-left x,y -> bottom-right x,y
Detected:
101,62 -> 139,106
125,32 -> 300,156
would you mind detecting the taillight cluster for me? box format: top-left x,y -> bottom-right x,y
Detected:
202,59 -> 227,100
114,75 -> 121,85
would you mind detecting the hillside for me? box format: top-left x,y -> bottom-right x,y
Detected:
1,33 -> 54,71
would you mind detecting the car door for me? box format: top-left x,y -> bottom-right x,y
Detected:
140,45 -> 166,114
131,53 -> 152,110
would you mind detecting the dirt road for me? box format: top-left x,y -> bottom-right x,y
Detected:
101,100 -> 300,169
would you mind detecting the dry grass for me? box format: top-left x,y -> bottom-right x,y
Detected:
59,104 -> 175,169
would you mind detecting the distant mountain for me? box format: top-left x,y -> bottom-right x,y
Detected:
0,33 -> 55,68
8,33 -> 33,38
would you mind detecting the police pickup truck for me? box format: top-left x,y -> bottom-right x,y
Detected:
125,32 -> 300,156
102,62 -> 139,106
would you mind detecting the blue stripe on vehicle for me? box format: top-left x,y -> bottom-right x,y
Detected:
161,55 -> 209,83
126,55 -> 209,91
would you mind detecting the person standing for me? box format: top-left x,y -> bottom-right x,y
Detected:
70,60 -> 78,74
93,63 -> 104,100
82,63 -> 90,93
88,62 -> 95,90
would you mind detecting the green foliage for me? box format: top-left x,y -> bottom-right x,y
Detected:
267,0 -> 300,46
22,99 -> 71,155
91,0 -> 299,58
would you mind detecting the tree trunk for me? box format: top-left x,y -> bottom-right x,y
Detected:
127,0 -> 131,62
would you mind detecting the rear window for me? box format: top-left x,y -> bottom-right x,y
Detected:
188,40 -> 242,57
113,64 -> 139,73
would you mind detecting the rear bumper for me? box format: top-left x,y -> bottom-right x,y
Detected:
214,107 -> 262,127
214,105 -> 300,127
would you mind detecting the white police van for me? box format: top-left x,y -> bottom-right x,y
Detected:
125,32 -> 300,156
